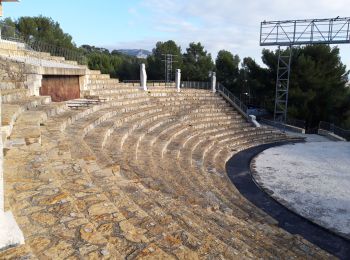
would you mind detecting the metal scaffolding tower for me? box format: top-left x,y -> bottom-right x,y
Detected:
162,54 -> 177,87
260,17 -> 350,122
274,46 -> 292,122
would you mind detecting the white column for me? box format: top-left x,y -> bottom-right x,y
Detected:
249,115 -> 261,128
211,72 -> 217,93
140,63 -> 147,91
175,69 -> 181,92
0,89 -> 25,250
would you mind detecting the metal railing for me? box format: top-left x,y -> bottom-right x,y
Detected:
181,81 -> 211,89
0,22 -> 87,65
286,118 -> 306,129
123,80 -> 210,89
217,83 -> 248,115
319,121 -> 350,141
123,80 -> 175,87
123,80 -> 171,84
26,40 -> 87,65
260,118 -> 306,133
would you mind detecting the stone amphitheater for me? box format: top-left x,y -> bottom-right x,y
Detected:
0,40 -> 335,259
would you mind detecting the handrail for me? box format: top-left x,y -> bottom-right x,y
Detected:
123,80 -> 172,83
286,118 -> 306,129
217,83 -> 248,118
260,118 -> 306,134
181,81 -> 211,89
319,121 -> 350,141
27,40 -> 87,65
0,22 -> 87,65
122,80 -> 175,87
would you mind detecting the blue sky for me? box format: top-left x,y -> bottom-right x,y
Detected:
3,0 -> 350,68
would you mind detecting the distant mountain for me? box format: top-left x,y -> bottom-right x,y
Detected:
116,49 -> 151,59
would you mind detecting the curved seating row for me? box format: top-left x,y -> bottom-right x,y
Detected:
2,83 -> 330,258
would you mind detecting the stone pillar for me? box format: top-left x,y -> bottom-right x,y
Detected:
140,63 -> 147,91
25,74 -> 43,96
0,89 -> 25,250
211,72 -> 217,93
175,69 -> 181,92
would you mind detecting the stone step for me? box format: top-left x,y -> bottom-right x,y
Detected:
87,78 -> 119,83
88,88 -> 143,96
104,110 -> 246,188
4,103 -> 179,258
79,104 -> 284,255
30,102 -> 68,118
6,96 -> 52,109
146,130 -> 310,256
0,81 -> 25,90
1,89 -> 29,103
87,70 -> 101,75
75,99 -> 235,152
2,80 -> 331,258
88,74 -> 110,80
7,111 -> 47,146
104,120 -> 300,258
62,127 -> 231,256
79,150 -> 259,258
1,97 -> 55,142
101,108 -> 242,160
4,137 -> 127,258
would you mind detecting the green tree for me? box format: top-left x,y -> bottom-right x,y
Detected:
0,18 -> 17,39
215,50 -> 240,90
240,57 -> 275,108
251,45 -> 349,128
1,16 -> 144,80
147,40 -> 182,80
81,45 -> 142,80
16,16 -> 75,49
182,42 -> 214,81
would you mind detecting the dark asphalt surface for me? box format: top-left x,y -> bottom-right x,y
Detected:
226,142 -> 350,259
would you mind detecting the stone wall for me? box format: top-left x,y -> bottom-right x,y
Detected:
0,57 -> 26,86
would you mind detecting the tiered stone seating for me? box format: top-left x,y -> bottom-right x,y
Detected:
0,40 -> 81,69
1,72 -> 331,258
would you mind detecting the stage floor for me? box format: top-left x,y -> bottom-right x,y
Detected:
252,141 -> 350,239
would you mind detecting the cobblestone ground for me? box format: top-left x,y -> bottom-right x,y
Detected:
0,87 -> 335,259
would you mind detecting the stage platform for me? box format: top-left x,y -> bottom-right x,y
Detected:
252,139 -> 350,240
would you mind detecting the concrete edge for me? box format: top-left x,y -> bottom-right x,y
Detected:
250,147 -> 350,241
318,129 -> 347,142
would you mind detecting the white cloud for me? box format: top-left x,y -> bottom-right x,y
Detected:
109,0 -> 350,68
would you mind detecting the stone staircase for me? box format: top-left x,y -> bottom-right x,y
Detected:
0,40 -> 82,69
0,76 -> 333,259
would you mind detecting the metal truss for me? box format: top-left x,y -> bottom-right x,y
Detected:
260,17 -> 350,124
260,17 -> 350,46
274,46 -> 292,122
162,54 -> 177,87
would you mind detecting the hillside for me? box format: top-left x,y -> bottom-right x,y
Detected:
116,49 -> 151,58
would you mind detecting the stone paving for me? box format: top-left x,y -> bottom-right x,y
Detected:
0,76 -> 335,259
